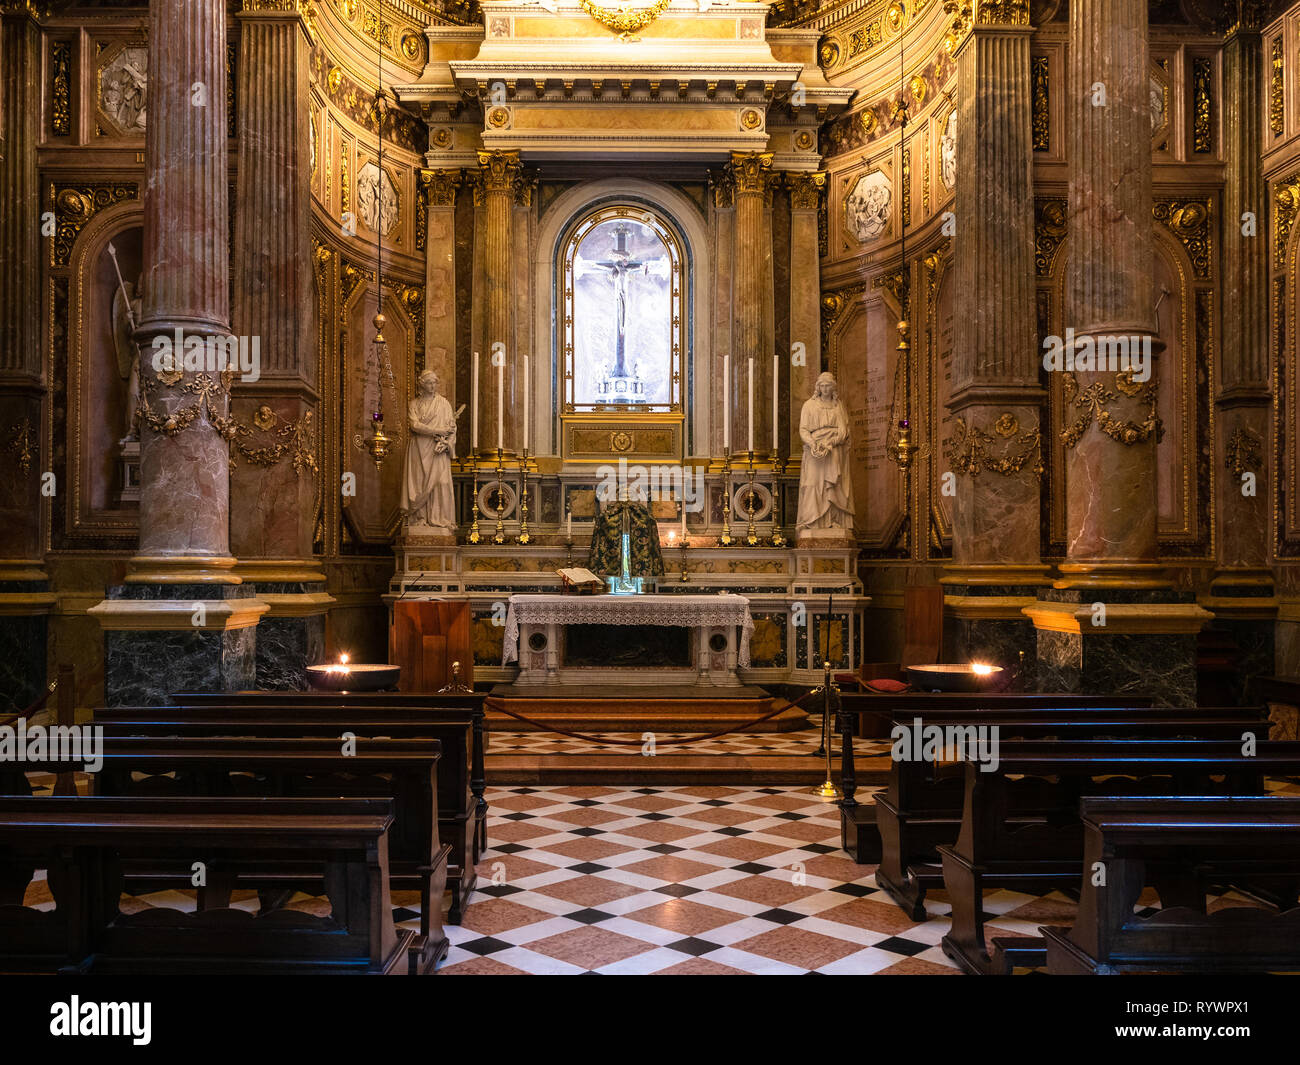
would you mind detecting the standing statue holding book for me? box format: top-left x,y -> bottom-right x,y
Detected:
797,371 -> 856,538
400,369 -> 457,533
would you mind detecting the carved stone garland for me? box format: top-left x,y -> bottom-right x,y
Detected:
1059,370 -> 1164,449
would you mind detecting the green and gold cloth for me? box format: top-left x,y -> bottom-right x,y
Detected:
586,500 -> 665,578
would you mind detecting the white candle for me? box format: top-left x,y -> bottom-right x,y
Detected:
722,354 -> 730,451
747,357 -> 755,453
772,352 -> 779,453
471,352 -> 479,451
523,354 -> 530,453
496,357 -> 504,452
566,509 -> 572,538
680,497 -> 687,538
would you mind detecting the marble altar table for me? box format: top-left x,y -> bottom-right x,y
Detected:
503,593 -> 754,687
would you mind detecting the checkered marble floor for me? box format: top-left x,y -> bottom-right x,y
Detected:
21,775 -> 1300,974
486,728 -> 892,758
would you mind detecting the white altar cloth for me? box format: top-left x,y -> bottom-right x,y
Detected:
503,593 -> 754,667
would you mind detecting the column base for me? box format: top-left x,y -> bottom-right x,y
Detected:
0,564 -> 54,714
89,583 -> 268,707
1024,587 -> 1213,706
234,560 -> 334,690
940,567 -> 1053,690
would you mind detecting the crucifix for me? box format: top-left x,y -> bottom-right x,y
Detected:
594,224 -> 647,380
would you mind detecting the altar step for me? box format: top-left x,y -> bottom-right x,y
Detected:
483,726 -> 894,786
484,684 -> 810,734
484,751 -> 893,786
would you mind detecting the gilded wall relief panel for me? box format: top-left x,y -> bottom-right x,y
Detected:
95,41 -> 148,138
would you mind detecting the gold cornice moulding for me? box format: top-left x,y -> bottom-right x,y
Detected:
1021,600 -> 1214,636
0,560 -> 49,583
123,555 -> 243,585
87,598 -> 270,632
0,592 -> 58,616
232,559 -> 330,584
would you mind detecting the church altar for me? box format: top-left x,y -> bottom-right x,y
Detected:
504,593 -> 754,687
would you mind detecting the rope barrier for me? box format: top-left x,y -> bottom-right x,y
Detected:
485,686 -> 829,747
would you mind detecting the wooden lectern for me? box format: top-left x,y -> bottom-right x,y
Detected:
390,600 -> 473,692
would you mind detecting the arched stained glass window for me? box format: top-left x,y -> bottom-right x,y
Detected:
560,204 -> 683,413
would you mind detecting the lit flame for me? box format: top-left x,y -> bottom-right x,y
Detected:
324,652 -> 352,675
970,662 -> 995,676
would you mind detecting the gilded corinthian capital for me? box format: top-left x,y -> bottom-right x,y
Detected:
785,171 -> 826,211
476,149 -> 523,193
728,151 -> 775,195
420,168 -> 462,207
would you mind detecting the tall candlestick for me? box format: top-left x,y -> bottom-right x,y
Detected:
523,354 -> 530,453
722,354 -> 730,451
771,352 -> 779,453
747,356 -> 755,453
471,351 -> 479,451
496,357 -> 504,452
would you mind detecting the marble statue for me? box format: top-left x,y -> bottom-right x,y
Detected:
796,371 -> 855,535
400,369 -> 457,532
111,278 -> 142,443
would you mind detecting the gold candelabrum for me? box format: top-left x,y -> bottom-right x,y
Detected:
515,448 -> 531,545
466,450 -> 482,545
771,451 -> 789,548
491,446 -> 507,545
813,658 -> 842,801
565,526 -> 575,567
717,449 -> 735,546
743,449 -> 760,546
678,502 -> 690,582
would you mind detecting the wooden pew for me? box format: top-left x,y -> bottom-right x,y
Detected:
1041,796 -> 1300,974
168,690 -> 489,856
96,708 -> 480,923
5,736 -> 452,971
937,739 -> 1300,974
873,709 -> 1270,919
0,795 -> 433,974
835,692 -> 1159,863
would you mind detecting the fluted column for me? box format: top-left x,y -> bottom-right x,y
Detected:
728,151 -> 773,454
132,0 -> 235,571
785,172 -> 823,459
476,150 -> 520,454
1215,20 -> 1272,589
940,5 -> 1046,675
1058,0 -> 1162,582
946,10 -> 1043,577
421,168 -> 463,407
229,0 -> 329,687
1206,15 -> 1275,697
0,0 -> 50,712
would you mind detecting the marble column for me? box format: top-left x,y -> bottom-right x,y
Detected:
0,1 -> 50,711
475,150 -> 520,455
784,172 -> 823,460
729,151 -> 774,456
228,0 -> 330,688
421,168 -> 462,402
1025,0 -> 1210,704
710,170 -> 735,458
941,9 -> 1048,679
1206,17 -> 1275,697
89,0 -> 266,704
